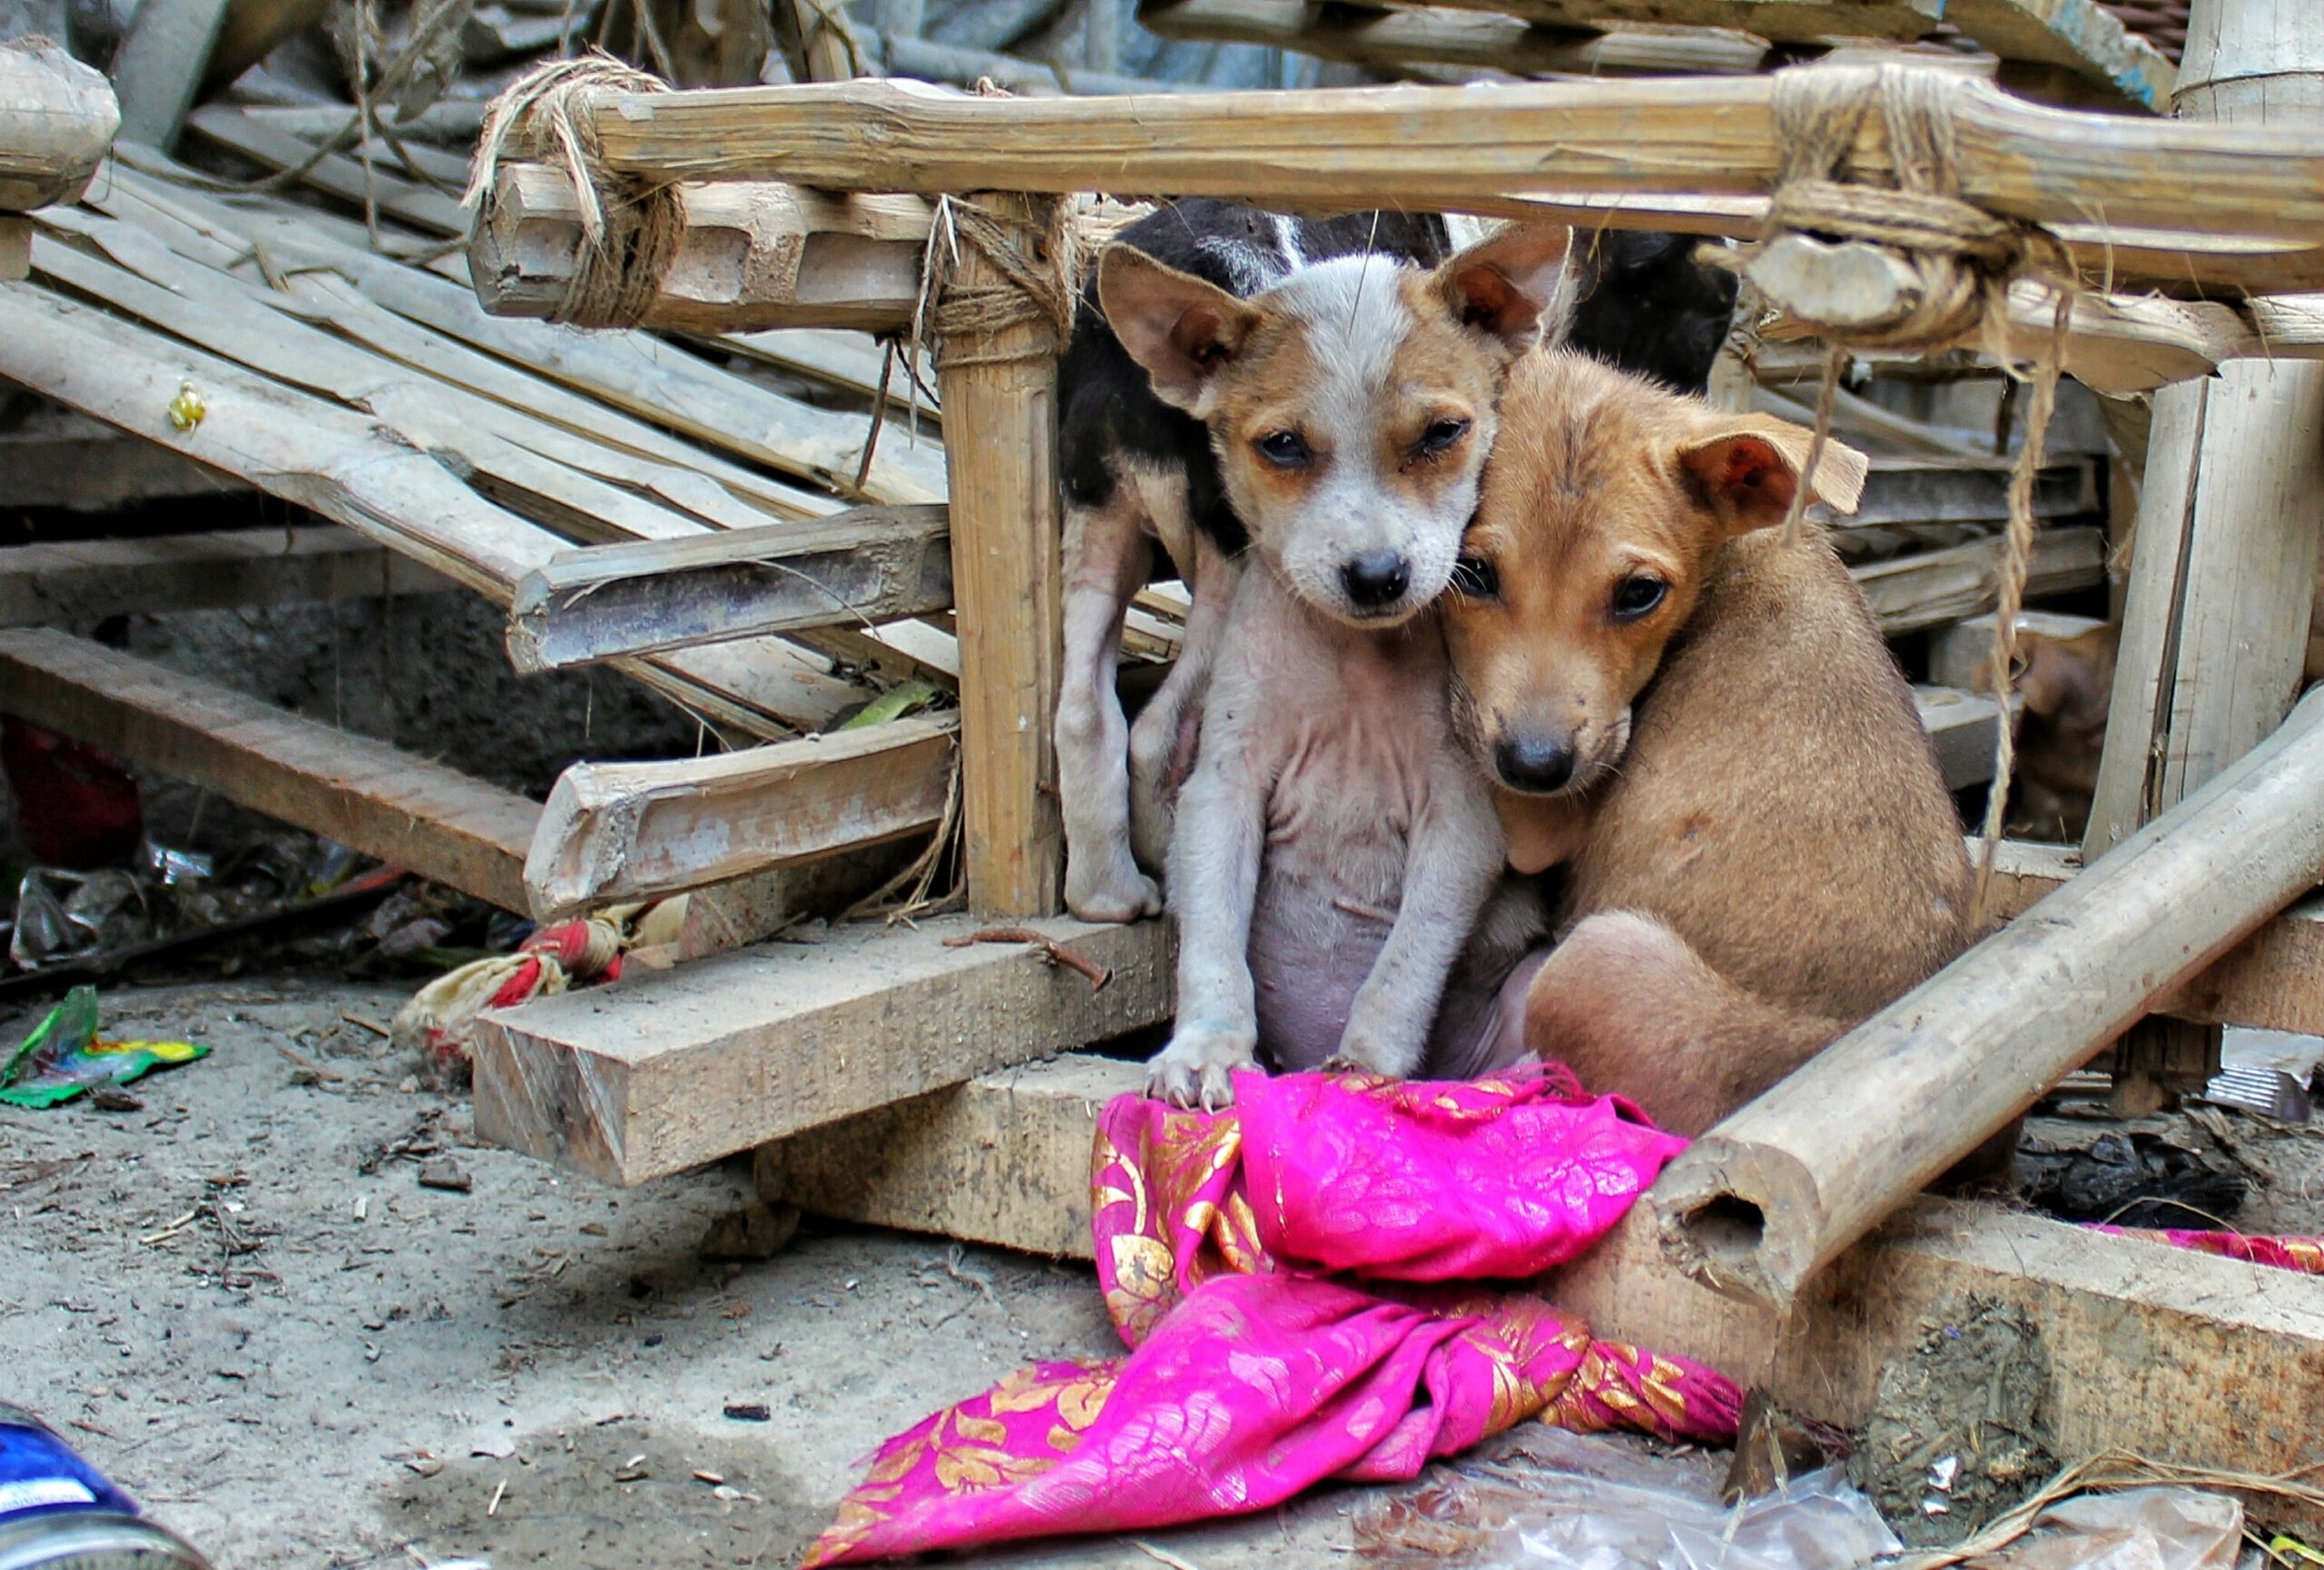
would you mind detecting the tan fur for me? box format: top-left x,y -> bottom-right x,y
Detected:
1443,351 -> 1974,1138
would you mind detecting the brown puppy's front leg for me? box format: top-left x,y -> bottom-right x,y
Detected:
1521,910 -> 1846,1136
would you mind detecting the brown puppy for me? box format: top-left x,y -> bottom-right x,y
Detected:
1441,350 -> 1976,1138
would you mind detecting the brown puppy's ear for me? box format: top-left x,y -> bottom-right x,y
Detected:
1098,245 -> 1262,417
1431,221 -> 1574,351
1677,416 -> 1870,535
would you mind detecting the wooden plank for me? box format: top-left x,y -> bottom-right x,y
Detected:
0,280 -> 824,739
0,39 -> 119,210
470,163 -> 927,333
938,192 -> 1066,919
110,0 -> 231,149
1852,524 -> 2105,636
0,525 -> 456,627
564,71 -> 2324,248
1850,455 -> 2097,528
1368,0 -> 1935,47
25,212 -> 864,733
755,1051 -> 2324,1486
526,715 -> 957,921
1914,684 -> 2015,791
1942,0 -> 2175,110
507,505 -> 951,672
0,627 -> 537,909
1133,0 -> 1771,78
1649,684 -> 2324,1309
471,913 -> 1174,1185
182,104 -> 468,235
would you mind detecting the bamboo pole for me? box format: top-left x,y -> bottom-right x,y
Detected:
0,39 -> 121,211
2082,0 -> 2324,1113
558,70 -> 2324,246
935,192 -> 1066,918
1646,685 -> 2324,1312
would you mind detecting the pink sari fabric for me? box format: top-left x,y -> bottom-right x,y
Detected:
2094,1225 -> 2324,1275
805,1066 -> 1741,1566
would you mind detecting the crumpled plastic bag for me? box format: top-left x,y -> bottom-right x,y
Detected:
1359,1427 -> 1898,1570
1978,1486 -> 2241,1570
0,985 -> 206,1108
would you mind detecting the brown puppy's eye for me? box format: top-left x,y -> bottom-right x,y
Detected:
1256,430 -> 1311,468
1451,554 -> 1500,599
1611,575 -> 1667,620
1414,418 -> 1470,459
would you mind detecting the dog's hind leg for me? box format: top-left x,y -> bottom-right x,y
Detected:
1520,910 -> 1846,1136
1059,489 -> 1163,923
1128,524 -> 1237,872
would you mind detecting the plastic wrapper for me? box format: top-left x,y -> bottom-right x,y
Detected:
1980,1486 -> 2241,1570
0,985 -> 207,1108
1358,1428 -> 1898,1570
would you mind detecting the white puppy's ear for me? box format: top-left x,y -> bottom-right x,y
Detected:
1677,416 -> 1870,535
1098,245 -> 1262,416
1431,220 -> 1574,351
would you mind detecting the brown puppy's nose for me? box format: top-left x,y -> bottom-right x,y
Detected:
1341,551 -> 1411,611
1494,735 -> 1574,793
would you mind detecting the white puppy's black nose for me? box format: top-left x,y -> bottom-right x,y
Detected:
1494,735 -> 1575,793
1340,551 -> 1411,611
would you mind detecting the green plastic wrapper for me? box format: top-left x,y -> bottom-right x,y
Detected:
0,986 -> 206,1108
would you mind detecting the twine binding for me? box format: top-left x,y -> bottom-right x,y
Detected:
1750,63 -> 2081,925
462,52 -> 682,330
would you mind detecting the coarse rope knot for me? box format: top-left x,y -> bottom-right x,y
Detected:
461,52 -> 681,331
915,193 -> 1082,370
1748,63 -> 2080,924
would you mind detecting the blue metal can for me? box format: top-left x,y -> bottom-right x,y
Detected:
0,1404 -> 211,1570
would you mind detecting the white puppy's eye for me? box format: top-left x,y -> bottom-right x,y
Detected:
1414,418 -> 1471,458
1255,430 -> 1311,468
1612,575 -> 1668,620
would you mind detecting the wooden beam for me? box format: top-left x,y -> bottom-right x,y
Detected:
878,30 -> 1181,96
1133,0 -> 1771,78
0,39 -> 119,210
0,525 -> 457,627
507,506 -> 951,672
1649,684 -> 2324,1310
755,1051 -> 2324,1486
560,69 -> 2324,248
1914,685 -> 2015,791
525,715 -> 957,922
471,913 -> 1173,1185
0,627 -> 537,910
469,163 -> 929,334
1853,524 -> 2106,637
937,193 -> 1067,919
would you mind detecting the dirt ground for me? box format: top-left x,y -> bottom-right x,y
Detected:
2,975 -> 1391,1569
10,976 -> 2324,1569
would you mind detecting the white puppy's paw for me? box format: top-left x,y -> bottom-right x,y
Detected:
1325,1014 -> 1425,1081
1144,1022 -> 1257,1111
1064,853 -> 1163,924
